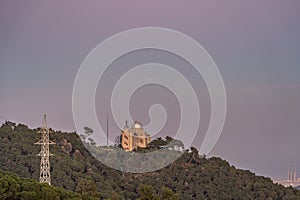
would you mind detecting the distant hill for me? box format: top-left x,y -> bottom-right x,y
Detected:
1,121 -> 300,199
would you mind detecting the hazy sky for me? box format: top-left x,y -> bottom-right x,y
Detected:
1,1 -> 300,180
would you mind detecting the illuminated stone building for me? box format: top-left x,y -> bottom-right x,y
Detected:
121,121 -> 151,151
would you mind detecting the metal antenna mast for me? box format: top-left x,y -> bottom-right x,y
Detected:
35,114 -> 55,185
106,115 -> 109,146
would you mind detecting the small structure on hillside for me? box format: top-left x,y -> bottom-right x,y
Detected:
121,121 -> 151,151
274,164 -> 300,188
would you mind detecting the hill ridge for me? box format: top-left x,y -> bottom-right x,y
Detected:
1,121 -> 299,199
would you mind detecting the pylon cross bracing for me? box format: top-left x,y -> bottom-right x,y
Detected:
35,114 -> 55,185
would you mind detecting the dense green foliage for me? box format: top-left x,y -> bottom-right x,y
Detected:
0,169 -> 96,200
1,121 -> 300,199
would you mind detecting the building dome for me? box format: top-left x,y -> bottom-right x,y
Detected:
132,121 -> 143,129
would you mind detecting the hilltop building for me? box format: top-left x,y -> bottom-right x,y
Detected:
121,121 -> 151,151
274,164 -> 300,188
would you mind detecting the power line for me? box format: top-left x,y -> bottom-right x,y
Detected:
0,114 -> 8,121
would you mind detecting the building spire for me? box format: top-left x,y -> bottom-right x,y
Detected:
290,164 -> 294,181
288,165 -> 291,181
294,164 -> 297,182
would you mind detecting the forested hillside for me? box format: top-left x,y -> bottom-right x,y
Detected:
1,121 -> 300,199
0,169 -> 97,200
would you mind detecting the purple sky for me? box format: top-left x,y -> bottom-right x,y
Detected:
1,0 -> 300,180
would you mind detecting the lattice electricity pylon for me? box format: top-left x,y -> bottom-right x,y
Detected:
35,114 -> 55,185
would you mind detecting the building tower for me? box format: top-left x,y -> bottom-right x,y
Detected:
121,121 -> 151,151
288,165 -> 290,181
294,164 -> 297,182
35,114 -> 55,185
